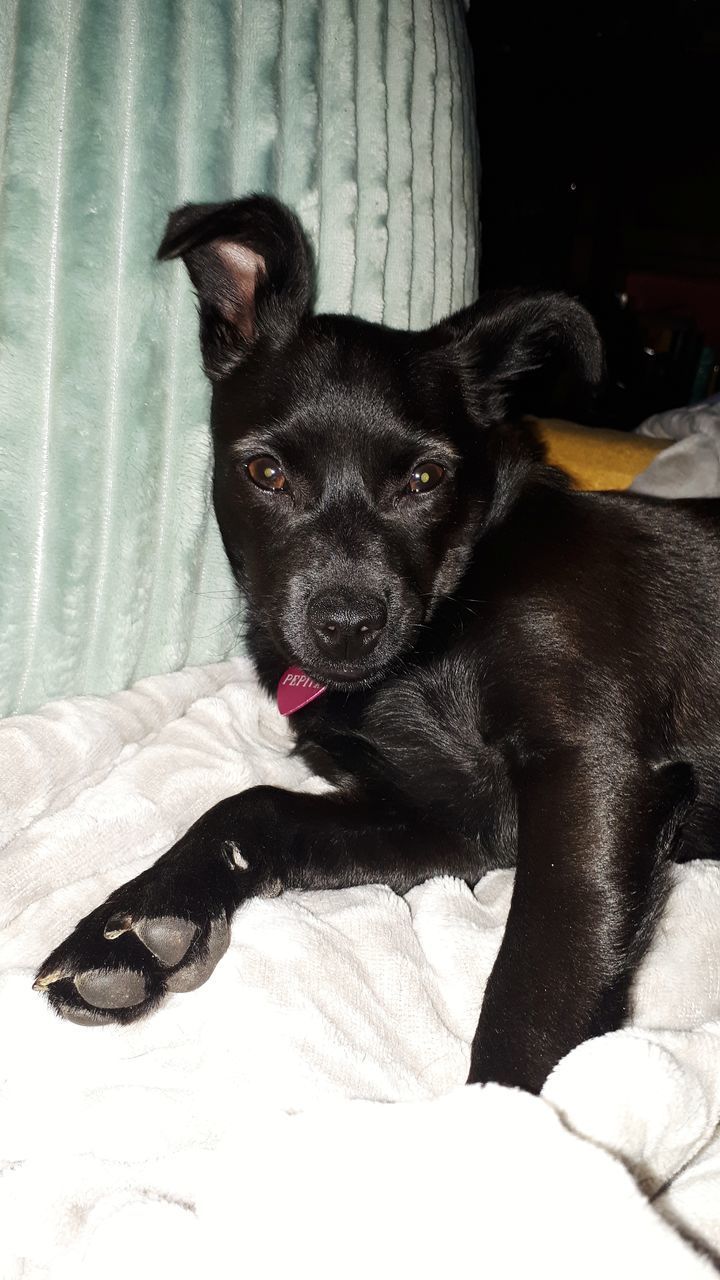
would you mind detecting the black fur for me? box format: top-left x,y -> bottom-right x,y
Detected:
36,197 -> 718,1094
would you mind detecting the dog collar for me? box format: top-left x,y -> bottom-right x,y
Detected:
277,665 -> 327,716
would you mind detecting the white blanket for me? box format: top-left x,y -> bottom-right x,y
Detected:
631,396 -> 720,498
1,659 -> 719,1277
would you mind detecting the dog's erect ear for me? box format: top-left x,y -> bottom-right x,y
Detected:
157,195 -> 313,380
436,290 -> 604,423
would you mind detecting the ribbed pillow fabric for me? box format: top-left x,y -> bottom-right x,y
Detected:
0,0 -> 479,716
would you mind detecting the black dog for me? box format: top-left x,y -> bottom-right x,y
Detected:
35,197 -> 720,1094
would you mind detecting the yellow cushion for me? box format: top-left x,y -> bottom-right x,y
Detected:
533,419 -> 669,492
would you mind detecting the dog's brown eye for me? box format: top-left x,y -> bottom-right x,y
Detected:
407,462 -> 445,494
246,456 -> 287,491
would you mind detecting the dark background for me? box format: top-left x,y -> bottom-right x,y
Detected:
466,0 -> 720,427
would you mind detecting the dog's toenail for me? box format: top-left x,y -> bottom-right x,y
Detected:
104,912 -> 133,940
222,840 -> 249,870
33,970 -> 67,991
133,916 -> 197,967
74,967 -> 147,1009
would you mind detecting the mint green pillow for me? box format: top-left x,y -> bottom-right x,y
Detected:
0,0 -> 479,716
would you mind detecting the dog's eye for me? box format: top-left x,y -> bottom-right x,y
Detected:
246,456 -> 287,492
406,462 -> 445,494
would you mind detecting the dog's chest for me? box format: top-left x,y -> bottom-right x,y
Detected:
297,651 -> 516,862
373,656 -> 509,810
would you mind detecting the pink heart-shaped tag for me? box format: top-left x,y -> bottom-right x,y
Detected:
277,665 -> 327,716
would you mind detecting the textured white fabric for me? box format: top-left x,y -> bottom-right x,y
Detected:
632,397 -> 720,497
1,659 -> 719,1275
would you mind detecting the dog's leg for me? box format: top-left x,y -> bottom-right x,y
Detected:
468,752 -> 694,1094
34,786 -> 476,1025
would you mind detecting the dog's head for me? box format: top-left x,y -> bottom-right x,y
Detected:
158,197 -> 601,689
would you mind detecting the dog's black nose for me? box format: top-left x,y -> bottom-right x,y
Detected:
308,591 -> 387,663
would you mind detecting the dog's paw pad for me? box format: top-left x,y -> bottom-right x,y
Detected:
74,966 -> 147,1009
58,1002 -> 120,1027
165,915 -> 230,993
133,916 -> 198,967
103,912 -> 198,967
33,969 -> 149,1025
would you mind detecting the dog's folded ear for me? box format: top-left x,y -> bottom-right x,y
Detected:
437,290 -> 604,424
157,196 -> 313,380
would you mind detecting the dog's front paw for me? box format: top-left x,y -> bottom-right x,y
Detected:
33,873 -> 235,1026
